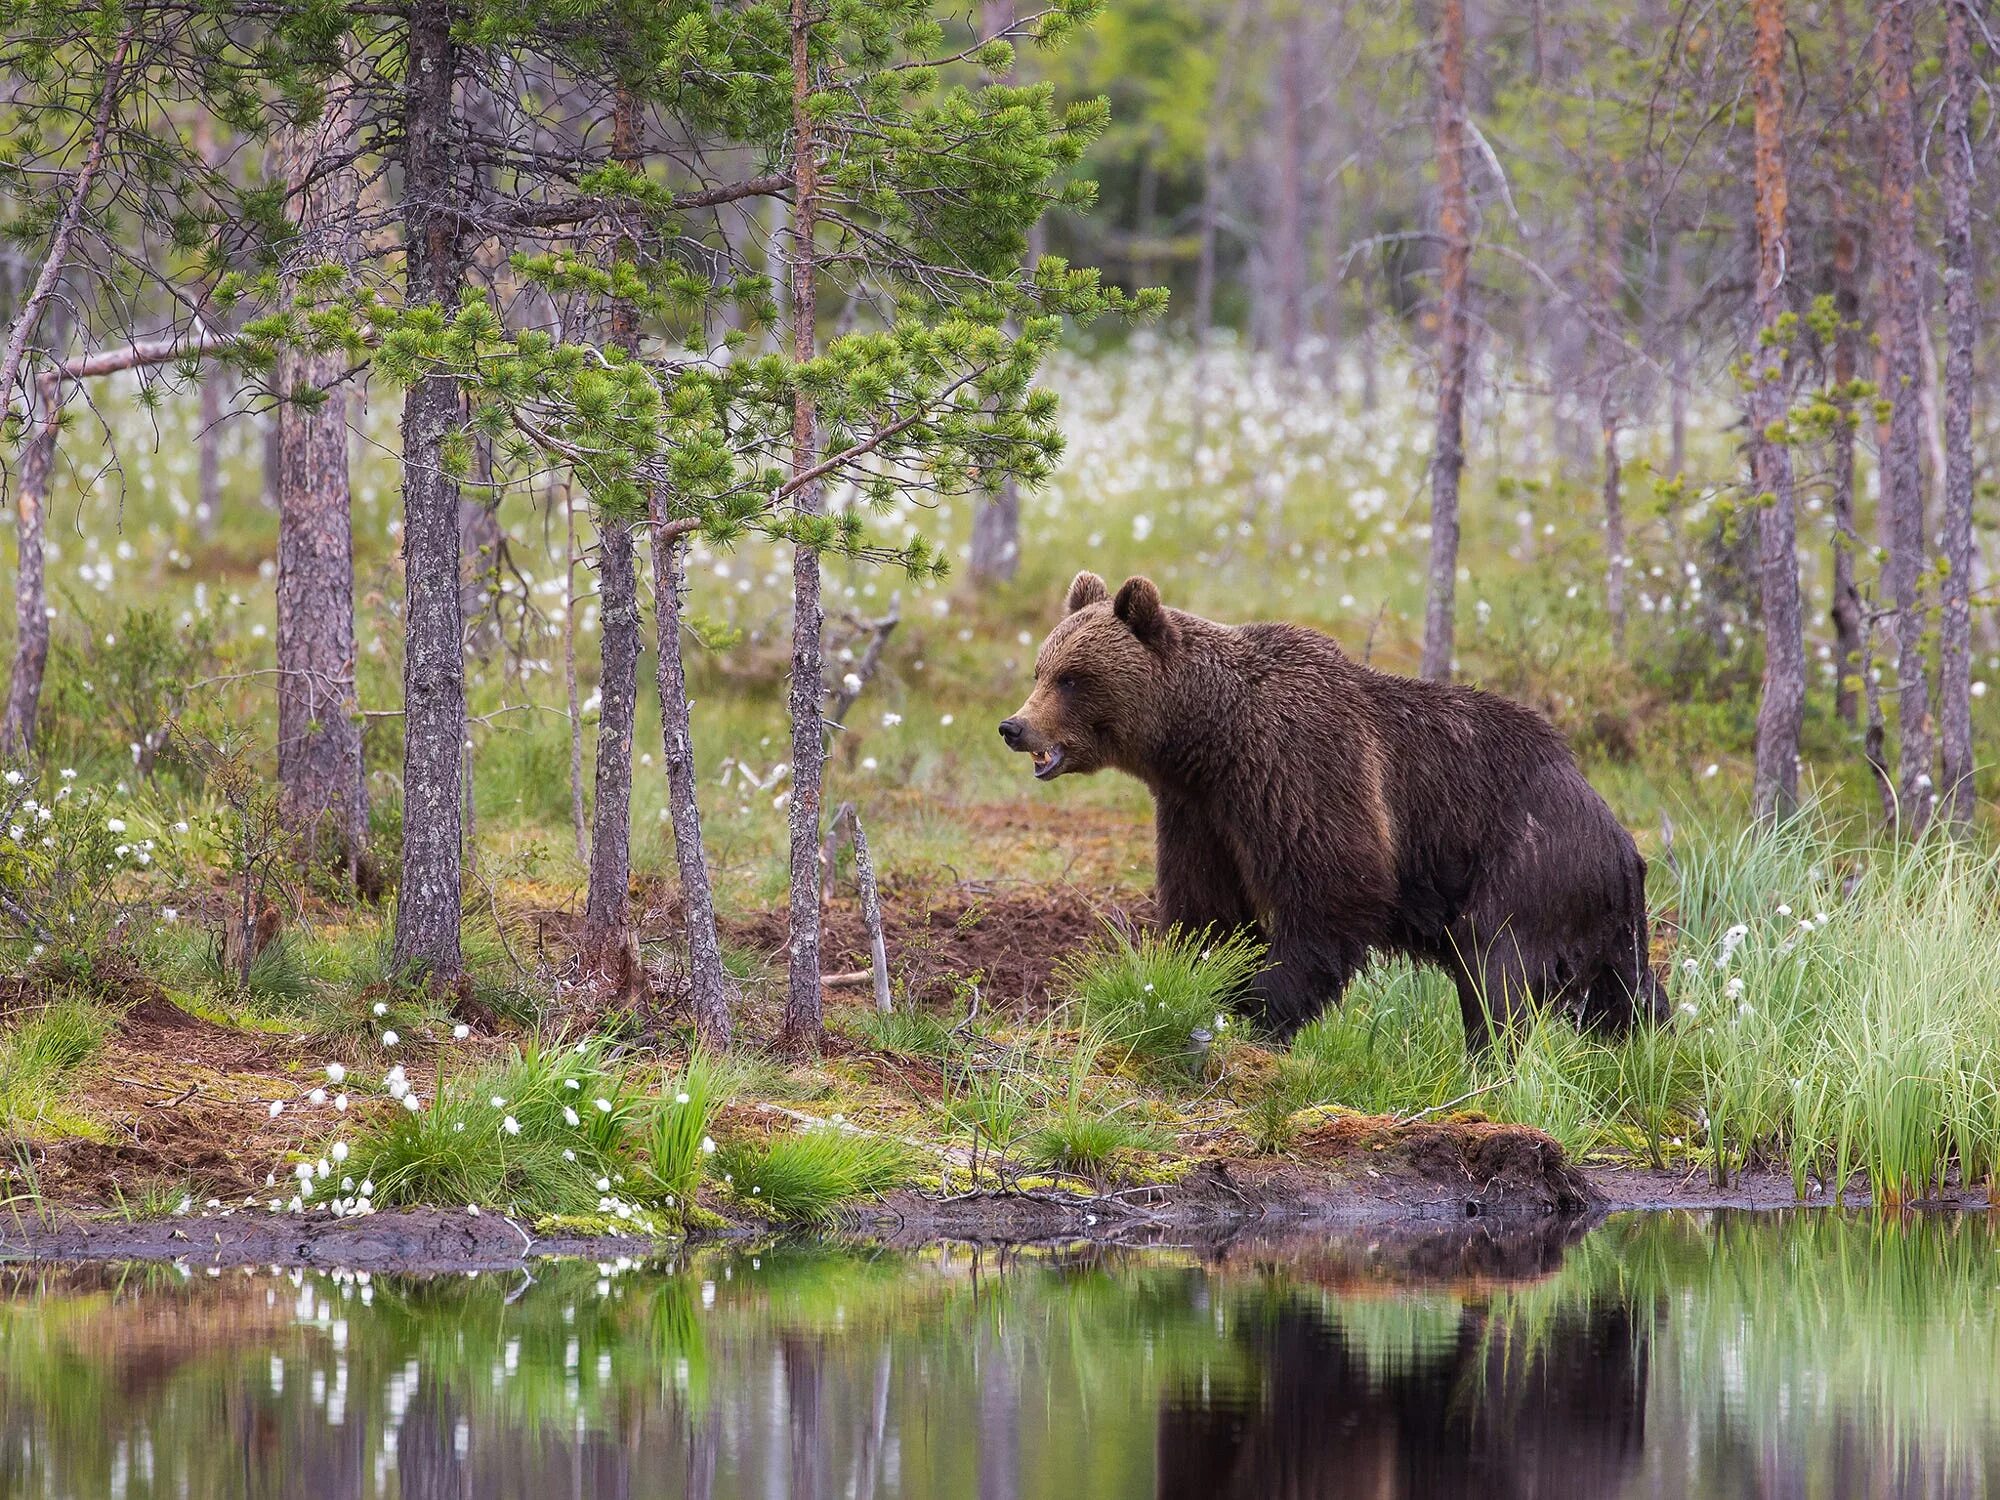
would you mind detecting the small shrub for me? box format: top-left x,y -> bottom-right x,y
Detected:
1022,1104 -> 1160,1179
715,1126 -> 912,1224
1059,926 -> 1265,1076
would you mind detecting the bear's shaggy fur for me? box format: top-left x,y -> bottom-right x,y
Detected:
1000,572 -> 1666,1047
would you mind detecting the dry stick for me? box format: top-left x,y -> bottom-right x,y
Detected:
845,806 -> 892,1014
0,31 -> 133,424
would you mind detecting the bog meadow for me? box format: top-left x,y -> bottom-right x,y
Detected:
5,1 -> 2000,1490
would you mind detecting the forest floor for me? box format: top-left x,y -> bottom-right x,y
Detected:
0,803 -> 1963,1275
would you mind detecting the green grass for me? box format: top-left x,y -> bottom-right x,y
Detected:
715,1126 -> 913,1224
630,1051 -> 730,1220
341,1036 -> 654,1221
1059,926 -> 1265,1080
0,999 -> 111,1137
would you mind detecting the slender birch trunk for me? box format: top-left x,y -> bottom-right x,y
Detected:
1876,0 -> 1935,834
1421,0 -> 1471,684
1,376 -> 58,756
782,0 -> 828,1053
1747,0 -> 1806,821
1938,0 -> 1977,833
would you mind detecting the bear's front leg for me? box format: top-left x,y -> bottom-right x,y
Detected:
1153,794 -> 1258,937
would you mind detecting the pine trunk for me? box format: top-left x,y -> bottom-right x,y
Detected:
1876,0 -> 1935,833
580,87 -> 648,994
649,511 -> 730,1048
1938,0 -> 1977,832
0,378 -> 57,756
1421,0 -> 1470,684
783,0 -> 827,1053
1748,0 -> 1805,821
390,0 -> 467,978
273,94 -> 369,885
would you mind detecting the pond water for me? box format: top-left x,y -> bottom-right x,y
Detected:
2,1210 -> 1998,1498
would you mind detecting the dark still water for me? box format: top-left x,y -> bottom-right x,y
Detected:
3,1211 -> 1998,1499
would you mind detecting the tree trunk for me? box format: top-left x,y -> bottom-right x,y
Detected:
273,90 -> 370,887
1421,0 -> 1471,683
1601,402 -> 1626,653
967,0 -> 1021,585
1747,0 -> 1805,822
1876,0 -> 1935,834
1271,23 -> 1308,369
193,113 -> 225,540
1,376 -> 57,756
1829,238 -> 1863,728
390,0 -> 467,978
1191,0 -> 1251,427
581,86 -> 648,996
783,0 -> 827,1053
1938,0 -> 1976,833
649,511 -> 730,1048
563,488 -> 589,866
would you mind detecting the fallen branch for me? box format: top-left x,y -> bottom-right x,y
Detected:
1390,1078 -> 1507,1126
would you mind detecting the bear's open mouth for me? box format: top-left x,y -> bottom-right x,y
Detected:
1031,745 -> 1066,780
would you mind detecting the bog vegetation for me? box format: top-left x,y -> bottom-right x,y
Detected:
1,0 -> 1998,1227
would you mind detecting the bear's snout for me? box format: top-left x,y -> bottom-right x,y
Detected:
998,717 -> 1028,749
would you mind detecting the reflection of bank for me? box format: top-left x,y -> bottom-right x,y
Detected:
1156,1295 -> 1648,1500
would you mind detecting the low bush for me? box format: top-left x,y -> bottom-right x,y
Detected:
1059,926 -> 1264,1078
715,1126 -> 912,1224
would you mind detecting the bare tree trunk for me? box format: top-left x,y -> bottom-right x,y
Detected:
391,0 -> 467,978
0,376 -> 57,756
1829,228 -> 1864,727
1938,0 -> 1977,833
1271,22 -> 1308,369
1191,0 -> 1252,428
1877,0 -> 1935,833
273,91 -> 370,887
1748,0 -> 1805,822
1601,401 -> 1627,652
649,512 -> 730,1047
0,32 -> 130,424
197,361 -> 223,540
968,0 -> 1021,586
783,0 -> 827,1053
458,459 -> 503,657
1666,237 -> 1689,480
563,488 -> 589,867
581,86 -> 647,997
1421,0 -> 1471,683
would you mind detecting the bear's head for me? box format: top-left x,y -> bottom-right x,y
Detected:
998,570 -> 1179,780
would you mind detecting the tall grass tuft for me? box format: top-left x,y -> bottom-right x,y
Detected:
632,1052 -> 730,1218
1059,926 -> 1265,1077
0,999 -> 111,1134
715,1127 -> 912,1224
344,1036 -> 646,1220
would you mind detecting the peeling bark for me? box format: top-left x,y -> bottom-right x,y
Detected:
1420,0 -> 1471,684
1938,0 -> 1977,833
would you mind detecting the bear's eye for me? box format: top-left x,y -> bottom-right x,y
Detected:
1055,673 -> 1080,692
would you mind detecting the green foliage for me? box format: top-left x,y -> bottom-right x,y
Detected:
0,998 -> 111,1135
1058,925 -> 1263,1077
0,772 -> 178,970
1023,1102 -> 1159,1179
44,608 -> 217,781
715,1125 -> 913,1224
342,1037 -> 654,1222
630,1051 -> 730,1221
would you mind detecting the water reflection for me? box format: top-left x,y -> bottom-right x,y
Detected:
1,1212 -> 1998,1498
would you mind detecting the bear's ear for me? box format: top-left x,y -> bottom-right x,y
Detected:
1114,576 -> 1176,651
1064,570 -> 1110,615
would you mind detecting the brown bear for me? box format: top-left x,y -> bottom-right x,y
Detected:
999,572 -> 1666,1048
